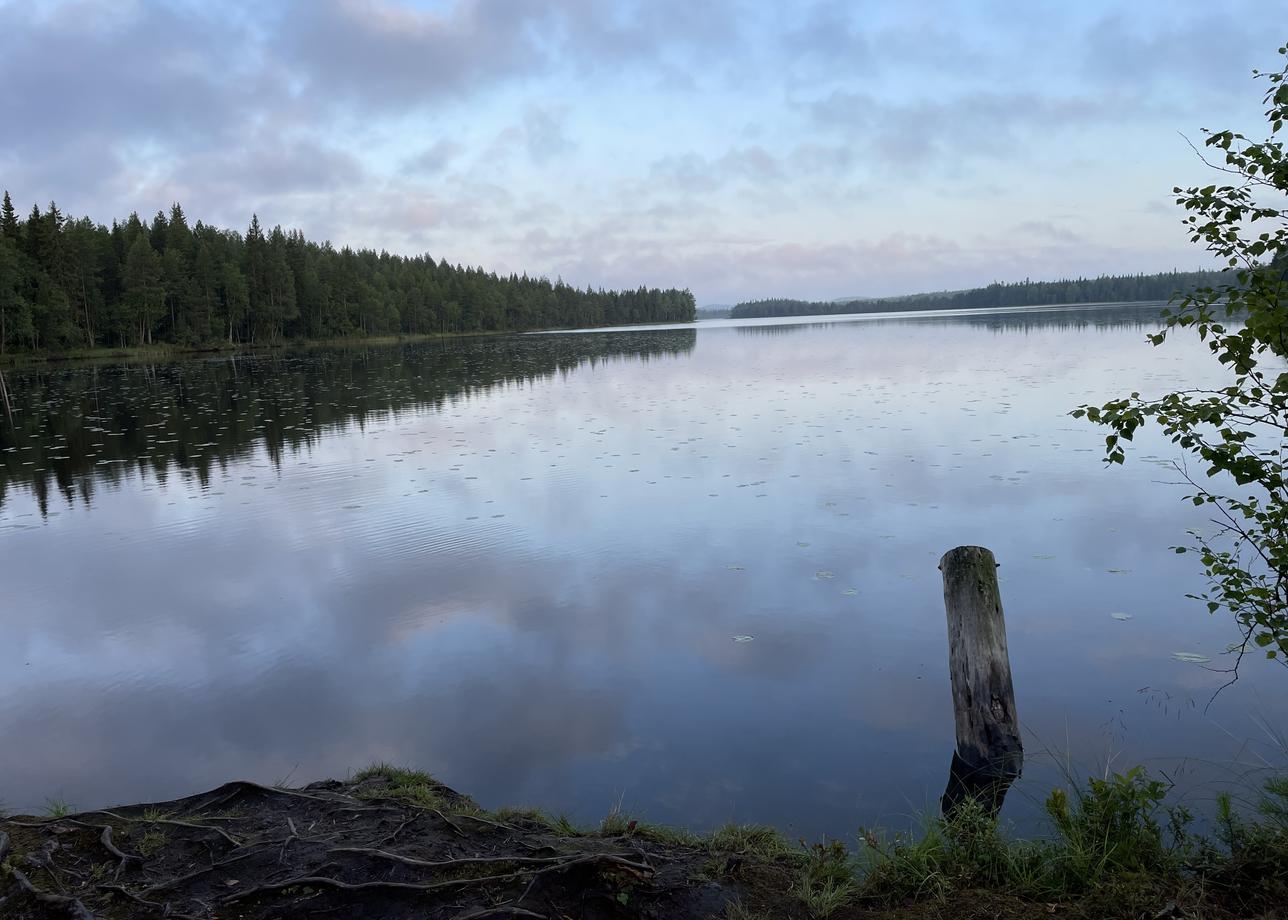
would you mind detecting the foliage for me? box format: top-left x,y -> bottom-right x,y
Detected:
1074,46 -> 1288,669
791,839 -> 857,917
730,268 -> 1230,319
0,197 -> 695,354
857,798 -> 1036,902
854,769 -> 1288,912
1043,766 -> 1181,882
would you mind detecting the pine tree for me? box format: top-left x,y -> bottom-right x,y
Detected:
122,233 -> 163,345
0,191 -> 17,240
0,235 -> 32,353
162,206 -> 192,341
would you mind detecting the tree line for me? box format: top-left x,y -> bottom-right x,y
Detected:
729,269 -> 1233,319
0,193 -> 696,354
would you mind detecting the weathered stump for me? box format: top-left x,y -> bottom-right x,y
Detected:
939,545 -> 1022,816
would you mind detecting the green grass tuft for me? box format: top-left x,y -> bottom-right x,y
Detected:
549,813 -> 583,837
352,762 -> 447,809
708,823 -> 794,859
491,806 -> 549,824
722,898 -> 771,920
137,828 -> 167,856
43,798 -> 72,818
792,839 -> 857,917
352,762 -> 435,785
598,804 -> 700,845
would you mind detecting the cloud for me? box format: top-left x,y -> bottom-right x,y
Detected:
0,0 -> 1268,302
277,0 -> 550,109
781,0 -> 873,76
274,0 -> 746,112
808,90 -> 1112,172
1012,221 -> 1082,244
1080,11 -> 1264,94
0,1 -> 270,151
649,146 -> 784,194
402,140 -> 465,176
520,106 -> 575,162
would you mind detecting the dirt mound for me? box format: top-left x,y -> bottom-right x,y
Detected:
0,776 -> 758,919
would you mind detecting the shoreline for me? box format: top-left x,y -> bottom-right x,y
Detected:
2,766 -> 1282,920
0,317 -> 701,370
0,298 -> 1178,370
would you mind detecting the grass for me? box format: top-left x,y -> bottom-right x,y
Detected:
43,798 -> 72,818
11,760 -> 1286,919
237,760 -> 1288,917
698,768 -> 1288,917
137,828 -> 167,856
852,768 -> 1288,913
707,823 -> 794,859
722,899 -> 771,920
491,806 -> 586,837
599,803 -> 701,846
351,763 -> 449,810
792,840 -> 858,917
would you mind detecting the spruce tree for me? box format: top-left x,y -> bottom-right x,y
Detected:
0,191 -> 17,240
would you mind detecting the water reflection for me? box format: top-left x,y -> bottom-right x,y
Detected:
0,330 -> 696,513
1,304 -> 1283,839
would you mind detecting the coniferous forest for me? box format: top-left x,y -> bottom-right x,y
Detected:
729,269 -> 1232,319
0,193 -> 696,354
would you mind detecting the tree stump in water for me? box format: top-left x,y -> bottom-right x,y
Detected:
939,545 -> 1022,816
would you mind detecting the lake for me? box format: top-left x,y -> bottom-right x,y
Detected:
2,303 -> 1284,838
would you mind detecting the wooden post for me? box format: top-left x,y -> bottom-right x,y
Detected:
939,545 -> 1022,816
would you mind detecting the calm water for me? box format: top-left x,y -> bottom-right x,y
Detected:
2,303 -> 1285,836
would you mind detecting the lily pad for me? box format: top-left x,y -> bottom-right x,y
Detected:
1110,612 -> 1132,621
732,635 -> 755,643
1171,651 -> 1211,663
815,570 -> 834,579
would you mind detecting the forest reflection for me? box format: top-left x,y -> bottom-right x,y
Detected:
0,329 -> 696,513
732,304 -> 1167,337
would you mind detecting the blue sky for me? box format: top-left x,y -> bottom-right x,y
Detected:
0,0 -> 1277,303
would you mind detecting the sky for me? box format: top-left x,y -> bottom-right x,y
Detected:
0,0 -> 1280,304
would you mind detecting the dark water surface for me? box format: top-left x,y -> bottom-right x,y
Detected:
2,303 -> 1285,836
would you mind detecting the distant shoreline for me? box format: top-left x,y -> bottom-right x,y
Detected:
0,318 -> 700,369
